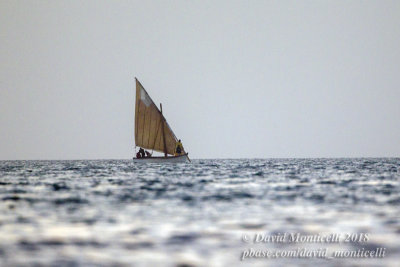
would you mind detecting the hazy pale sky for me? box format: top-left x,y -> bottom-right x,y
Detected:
1,0 -> 399,159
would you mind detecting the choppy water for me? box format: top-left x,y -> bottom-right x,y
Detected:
0,158 -> 399,267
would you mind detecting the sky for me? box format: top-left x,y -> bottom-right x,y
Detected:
1,0 -> 399,160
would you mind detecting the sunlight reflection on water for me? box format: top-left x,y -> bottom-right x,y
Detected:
0,158 -> 399,266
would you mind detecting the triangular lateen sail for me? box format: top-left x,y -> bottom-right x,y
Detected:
134,78 -> 184,156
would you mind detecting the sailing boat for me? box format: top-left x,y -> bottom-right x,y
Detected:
132,78 -> 190,163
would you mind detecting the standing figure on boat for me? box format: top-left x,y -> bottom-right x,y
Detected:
136,147 -> 146,158
175,139 -> 183,156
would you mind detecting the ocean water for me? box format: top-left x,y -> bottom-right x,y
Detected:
0,158 -> 399,267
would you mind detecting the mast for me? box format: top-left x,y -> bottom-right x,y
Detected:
160,103 -> 168,157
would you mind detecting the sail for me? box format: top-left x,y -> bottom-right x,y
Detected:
134,78 -> 184,155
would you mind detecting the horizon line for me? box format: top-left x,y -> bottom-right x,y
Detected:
1,156 -> 399,161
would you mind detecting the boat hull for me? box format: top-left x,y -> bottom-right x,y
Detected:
132,153 -> 189,163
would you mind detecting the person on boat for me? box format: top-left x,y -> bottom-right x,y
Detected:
136,151 -> 142,158
138,147 -> 145,158
145,150 -> 152,157
175,139 -> 183,156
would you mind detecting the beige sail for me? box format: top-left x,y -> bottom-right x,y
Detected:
134,78 -> 184,156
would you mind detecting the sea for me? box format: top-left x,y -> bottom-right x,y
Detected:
0,158 -> 399,267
